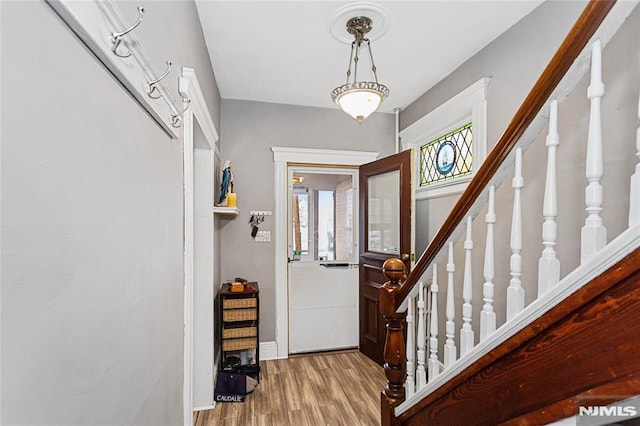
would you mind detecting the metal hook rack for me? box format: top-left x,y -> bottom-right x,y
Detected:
47,1 -> 188,137
110,6 -> 144,58
249,211 -> 272,218
171,99 -> 191,128
146,61 -> 172,99
249,211 -> 271,238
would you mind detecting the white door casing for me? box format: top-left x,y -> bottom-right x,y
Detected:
272,147 -> 379,358
181,68 -> 219,422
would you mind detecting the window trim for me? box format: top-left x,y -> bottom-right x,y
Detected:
401,77 -> 490,200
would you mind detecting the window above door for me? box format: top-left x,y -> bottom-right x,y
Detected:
401,77 -> 490,200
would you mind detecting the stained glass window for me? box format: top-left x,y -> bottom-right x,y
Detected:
419,123 -> 473,187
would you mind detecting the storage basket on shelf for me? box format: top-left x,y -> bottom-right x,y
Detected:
223,308 -> 257,322
223,297 -> 257,309
222,325 -> 257,339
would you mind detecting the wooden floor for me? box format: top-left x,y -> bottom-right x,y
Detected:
193,350 -> 386,426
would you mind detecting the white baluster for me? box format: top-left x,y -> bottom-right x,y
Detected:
416,282 -> 427,389
405,297 -> 415,398
428,264 -> 440,381
444,242 -> 457,368
480,185 -> 496,341
539,99 -> 561,296
460,216 -> 474,357
507,147 -> 525,321
630,88 -> 640,226
581,38 -> 607,264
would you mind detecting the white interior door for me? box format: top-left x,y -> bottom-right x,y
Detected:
288,166 -> 359,354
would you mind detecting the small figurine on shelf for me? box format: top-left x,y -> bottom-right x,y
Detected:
218,160 -> 236,207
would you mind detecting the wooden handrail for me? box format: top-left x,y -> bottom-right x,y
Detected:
392,0 -> 616,309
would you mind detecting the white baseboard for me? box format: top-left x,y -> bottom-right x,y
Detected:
260,341 -> 281,360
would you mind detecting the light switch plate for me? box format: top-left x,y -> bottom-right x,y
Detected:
255,230 -> 271,242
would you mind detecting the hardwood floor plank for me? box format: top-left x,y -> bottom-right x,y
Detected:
294,366 -> 322,408
282,369 -> 304,411
256,413 -> 272,426
299,355 -> 342,408
194,350 -> 385,426
324,372 -> 352,406
288,408 -> 312,426
305,404 -> 328,426
318,404 -> 343,425
352,399 -> 381,426
218,398 -> 240,421
306,352 -> 330,370
218,417 -> 245,426
336,352 -> 359,370
306,372 -> 335,407
265,371 -> 288,423
237,395 -> 255,426
343,364 -> 373,399
333,400 -> 364,426
251,375 -> 271,418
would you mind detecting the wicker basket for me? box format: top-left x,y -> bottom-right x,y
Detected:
223,297 -> 257,309
222,337 -> 257,351
223,308 -> 257,322
222,326 -> 257,339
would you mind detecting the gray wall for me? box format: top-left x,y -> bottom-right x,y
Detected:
408,0 -> 587,251
219,100 -> 395,342
405,1 -> 639,343
1,1 -> 220,424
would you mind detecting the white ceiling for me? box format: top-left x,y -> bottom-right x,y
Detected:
196,1 -> 544,114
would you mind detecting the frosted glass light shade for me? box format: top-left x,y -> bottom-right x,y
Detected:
331,82 -> 389,123
337,90 -> 382,122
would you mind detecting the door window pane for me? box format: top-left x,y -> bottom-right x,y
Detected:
291,172 -> 354,261
317,190 -> 335,261
368,170 -> 400,254
292,192 -> 309,254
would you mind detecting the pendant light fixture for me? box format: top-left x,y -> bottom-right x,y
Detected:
331,16 -> 389,123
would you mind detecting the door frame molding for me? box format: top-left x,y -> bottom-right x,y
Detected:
180,67 -> 219,423
271,147 -> 379,358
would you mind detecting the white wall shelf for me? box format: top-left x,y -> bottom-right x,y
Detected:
213,206 -> 239,215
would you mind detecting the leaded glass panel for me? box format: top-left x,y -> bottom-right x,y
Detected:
420,123 -> 473,186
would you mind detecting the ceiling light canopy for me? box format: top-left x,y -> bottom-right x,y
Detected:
331,16 -> 389,123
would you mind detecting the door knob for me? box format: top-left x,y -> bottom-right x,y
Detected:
401,253 -> 410,261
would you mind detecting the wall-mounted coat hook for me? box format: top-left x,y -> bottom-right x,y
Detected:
146,61 -> 172,99
110,6 -> 144,58
171,99 -> 190,128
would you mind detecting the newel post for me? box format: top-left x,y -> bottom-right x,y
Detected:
380,258 -> 407,426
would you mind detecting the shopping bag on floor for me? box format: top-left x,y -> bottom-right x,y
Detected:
214,371 -> 257,402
